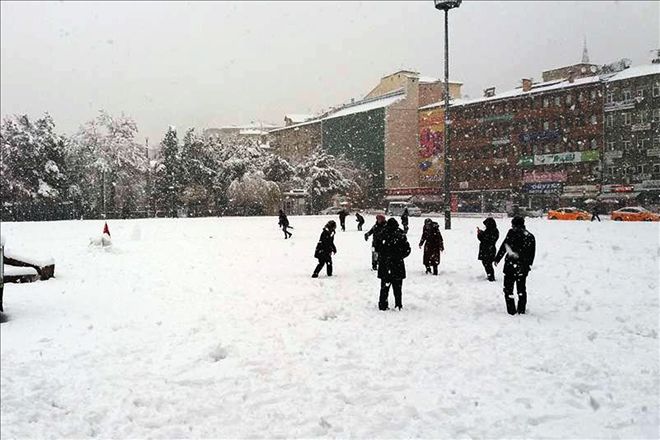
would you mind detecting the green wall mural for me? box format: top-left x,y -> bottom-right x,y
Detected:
322,108 -> 386,206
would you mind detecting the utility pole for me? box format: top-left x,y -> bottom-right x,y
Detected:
434,0 -> 462,230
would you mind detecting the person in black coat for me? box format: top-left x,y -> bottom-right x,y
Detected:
590,203 -> 601,222
375,218 -> 411,310
494,216 -> 536,315
355,212 -> 365,231
278,209 -> 292,239
365,214 -> 386,270
401,208 -> 410,234
312,220 -> 337,278
419,219 -> 444,275
477,217 -> 499,281
338,209 -> 348,232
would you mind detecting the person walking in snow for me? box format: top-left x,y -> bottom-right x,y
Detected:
364,214 -> 386,270
278,209 -> 293,239
355,212 -> 365,231
590,203 -> 601,222
338,208 -> 348,232
494,216 -> 536,315
419,219 -> 443,275
477,217 -> 499,281
375,218 -> 411,310
401,208 -> 410,234
312,220 -> 337,278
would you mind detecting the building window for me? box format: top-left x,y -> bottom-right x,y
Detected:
623,113 -> 631,125
591,90 -> 597,99
654,137 -> 660,147
606,114 -> 614,126
638,138 -> 649,149
578,92 -> 584,102
605,92 -> 614,103
654,164 -> 660,174
623,89 -> 631,100
628,166 -> 636,175
638,111 -> 648,124
637,164 -> 646,174
590,115 -> 598,125
591,139 -> 598,149
543,98 -> 549,108
554,96 -> 561,106
654,82 -> 660,97
608,166 -> 616,175
566,94 -> 573,105
607,141 -> 616,151
543,121 -> 550,130
623,140 -> 632,150
653,109 -> 660,122
637,89 -> 646,99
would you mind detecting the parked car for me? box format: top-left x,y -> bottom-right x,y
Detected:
611,206 -> 660,222
320,206 -> 344,215
386,202 -> 422,217
547,207 -> 590,221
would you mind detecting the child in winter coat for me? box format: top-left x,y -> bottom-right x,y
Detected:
312,220 -> 337,278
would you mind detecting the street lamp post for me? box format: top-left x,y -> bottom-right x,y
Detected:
434,0 -> 461,230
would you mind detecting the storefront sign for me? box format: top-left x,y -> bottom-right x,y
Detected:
478,113 -> 514,124
522,171 -> 567,183
522,182 -> 563,194
641,180 -> 660,189
604,100 -> 636,112
517,156 -> 534,168
492,137 -> 510,146
604,150 -> 623,159
385,187 -> 441,196
493,158 -> 508,165
602,184 -> 634,193
519,130 -> 560,143
631,123 -> 651,132
534,150 -> 599,165
562,184 -> 600,197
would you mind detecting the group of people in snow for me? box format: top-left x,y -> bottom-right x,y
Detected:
278,208 -> 536,315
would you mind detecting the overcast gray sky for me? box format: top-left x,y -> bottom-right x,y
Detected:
1,1 -> 658,145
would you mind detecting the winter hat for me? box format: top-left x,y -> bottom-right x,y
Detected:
326,220 -> 337,230
376,214 -> 386,223
511,216 -> 525,227
387,217 -> 399,229
424,218 -> 432,225
483,217 -> 496,229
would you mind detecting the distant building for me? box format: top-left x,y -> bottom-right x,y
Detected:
203,122 -> 279,147
601,64 -> 660,206
269,70 -> 462,207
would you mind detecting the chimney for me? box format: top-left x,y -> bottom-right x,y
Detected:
522,78 -> 532,92
483,87 -> 496,98
567,70 -> 576,83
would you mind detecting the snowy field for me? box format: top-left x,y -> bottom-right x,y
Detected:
1,215 -> 658,439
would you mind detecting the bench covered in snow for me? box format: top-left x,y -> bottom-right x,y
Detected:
3,266 -> 40,283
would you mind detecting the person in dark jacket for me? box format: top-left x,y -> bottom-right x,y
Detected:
375,218 -> 411,310
355,212 -> 365,231
477,217 -> 499,281
338,209 -> 348,232
590,203 -> 601,222
365,214 -> 386,270
312,220 -> 337,278
401,208 -> 410,234
419,219 -> 444,275
494,216 -> 536,315
278,209 -> 293,239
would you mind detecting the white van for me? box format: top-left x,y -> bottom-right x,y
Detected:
386,202 -> 422,217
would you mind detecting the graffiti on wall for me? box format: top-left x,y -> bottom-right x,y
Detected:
418,109 -> 444,182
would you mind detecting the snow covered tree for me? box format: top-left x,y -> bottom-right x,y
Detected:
68,111 -> 147,218
296,148 -> 358,213
152,126 -> 182,217
1,113 -> 70,220
226,171 -> 281,216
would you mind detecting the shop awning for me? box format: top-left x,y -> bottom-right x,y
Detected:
597,192 -> 640,200
384,195 -> 412,202
410,195 -> 444,203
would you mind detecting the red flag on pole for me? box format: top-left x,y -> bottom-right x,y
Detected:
103,222 -> 111,237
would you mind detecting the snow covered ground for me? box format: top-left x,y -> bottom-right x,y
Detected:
1,215 -> 658,438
